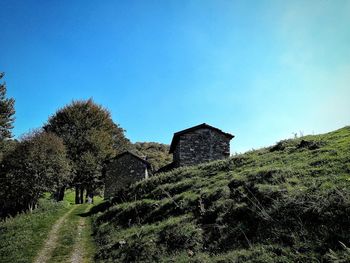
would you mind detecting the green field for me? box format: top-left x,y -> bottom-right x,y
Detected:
92,126 -> 350,262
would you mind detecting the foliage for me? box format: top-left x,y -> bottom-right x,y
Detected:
132,142 -> 172,171
43,99 -> 130,203
0,199 -> 70,263
92,126 -> 350,262
0,131 -> 71,216
326,242 -> 350,263
0,72 -> 15,142
0,138 -> 17,164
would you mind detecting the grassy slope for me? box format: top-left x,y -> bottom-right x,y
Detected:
0,200 -> 70,263
92,126 -> 350,262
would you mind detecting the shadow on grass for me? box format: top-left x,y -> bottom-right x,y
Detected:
77,201 -> 112,217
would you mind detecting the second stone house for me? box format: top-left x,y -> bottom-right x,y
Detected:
104,151 -> 151,199
167,123 -> 234,169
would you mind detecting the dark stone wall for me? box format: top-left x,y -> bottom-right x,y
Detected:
173,128 -> 231,167
104,154 -> 149,199
173,143 -> 181,167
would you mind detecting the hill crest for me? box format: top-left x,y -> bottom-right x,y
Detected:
92,126 -> 350,262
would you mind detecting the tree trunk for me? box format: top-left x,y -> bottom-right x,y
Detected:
85,187 -> 89,203
85,185 -> 94,204
28,200 -> 35,213
90,192 -> 94,204
75,186 -> 80,204
54,190 -> 60,201
79,186 -> 84,204
85,186 -> 94,204
28,203 -> 33,213
58,186 -> 65,201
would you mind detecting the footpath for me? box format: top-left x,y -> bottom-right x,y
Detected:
34,204 -> 94,263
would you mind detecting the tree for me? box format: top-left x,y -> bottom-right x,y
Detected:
43,99 -> 130,203
0,72 -> 15,142
0,131 -> 71,216
133,142 -> 172,171
0,138 -> 17,164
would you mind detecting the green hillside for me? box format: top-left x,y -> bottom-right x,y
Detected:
92,126 -> 350,262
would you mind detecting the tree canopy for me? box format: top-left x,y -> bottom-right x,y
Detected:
0,131 -> 71,216
0,72 -> 15,142
133,142 -> 172,171
43,99 -> 130,203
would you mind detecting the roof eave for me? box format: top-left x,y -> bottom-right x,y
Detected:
113,151 -> 151,167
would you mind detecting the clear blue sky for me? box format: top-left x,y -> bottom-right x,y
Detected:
1,0 -> 349,153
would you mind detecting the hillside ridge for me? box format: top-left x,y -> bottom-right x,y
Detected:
92,126 -> 350,262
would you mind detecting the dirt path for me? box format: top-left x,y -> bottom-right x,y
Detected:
34,206 -> 76,263
69,205 -> 91,263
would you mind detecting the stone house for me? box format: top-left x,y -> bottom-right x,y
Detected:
166,123 -> 234,169
104,151 -> 151,199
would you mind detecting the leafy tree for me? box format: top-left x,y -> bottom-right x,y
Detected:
0,139 -> 17,164
43,99 -> 130,203
133,142 -> 172,171
0,72 -> 15,142
0,131 -> 71,216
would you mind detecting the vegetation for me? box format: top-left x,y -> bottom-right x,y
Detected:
48,204 -> 92,263
48,193 -> 103,263
0,76 -> 169,219
0,138 -> 17,164
0,72 -> 15,142
0,71 -> 16,167
133,142 -> 172,171
0,131 -> 71,216
0,93 -> 132,217
0,199 -> 70,263
92,126 -> 350,262
1,70 -> 348,262
0,190 -> 104,263
43,99 -> 131,204
1,88 -> 132,216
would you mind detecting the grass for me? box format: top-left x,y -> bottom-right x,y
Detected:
48,204 -> 92,263
0,189 -> 104,263
92,126 -> 350,262
0,199 -> 70,263
81,209 -> 99,263
48,192 -> 103,263
48,205 -> 82,263
64,188 -> 104,205
64,189 -> 76,204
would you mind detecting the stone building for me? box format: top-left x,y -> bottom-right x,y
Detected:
168,123 -> 234,168
104,151 -> 151,199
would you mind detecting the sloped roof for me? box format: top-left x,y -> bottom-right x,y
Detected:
169,123 -> 234,153
113,151 -> 151,168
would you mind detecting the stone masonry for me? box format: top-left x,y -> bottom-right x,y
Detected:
104,151 -> 151,199
169,123 -> 234,168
